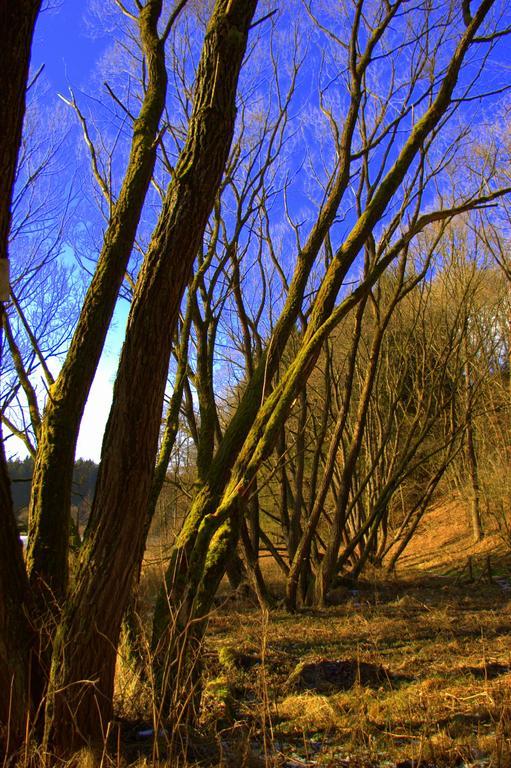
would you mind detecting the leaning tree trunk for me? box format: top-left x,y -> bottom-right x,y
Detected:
27,0 -> 170,604
153,0 -> 496,667
44,1 -> 258,755
0,0 -> 41,264
0,0 -> 41,754
150,18 -> 374,645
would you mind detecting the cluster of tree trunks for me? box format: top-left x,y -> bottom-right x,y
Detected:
1,0 -> 510,759
1,0 -> 258,756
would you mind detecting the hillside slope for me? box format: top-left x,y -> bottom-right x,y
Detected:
394,496 -> 507,578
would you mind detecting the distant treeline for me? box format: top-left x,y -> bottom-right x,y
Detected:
8,457 -> 98,519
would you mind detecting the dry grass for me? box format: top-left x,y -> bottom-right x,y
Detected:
9,498 -> 511,767
194,498 -> 511,766
203,580 -> 511,767
82,500 -> 511,766
392,497 -> 506,577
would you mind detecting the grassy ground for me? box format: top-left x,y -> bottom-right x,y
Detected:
111,499 -> 511,767
202,578 -> 511,767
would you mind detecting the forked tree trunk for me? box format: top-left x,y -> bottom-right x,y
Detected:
314,263 -> 406,604
44,1 -> 258,755
152,0 -> 495,668
285,297 -> 367,611
27,0 -> 170,603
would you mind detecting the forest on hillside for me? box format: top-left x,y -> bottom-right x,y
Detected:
1,0 -> 510,765
7,458 -> 98,524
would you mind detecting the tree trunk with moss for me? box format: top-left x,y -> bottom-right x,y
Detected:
0,0 -> 41,265
0,0 -> 41,752
150,21 -> 372,642
152,0 -> 496,678
27,0 -> 169,604
44,1 -> 258,755
0,430 -> 37,754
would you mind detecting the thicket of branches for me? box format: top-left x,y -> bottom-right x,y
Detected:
1,0 -> 510,759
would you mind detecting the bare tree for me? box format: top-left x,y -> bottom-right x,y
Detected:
27,0 -> 181,604
1,0 -> 510,757
152,0 -> 511,709
44,1 -> 258,753
0,0 -> 42,752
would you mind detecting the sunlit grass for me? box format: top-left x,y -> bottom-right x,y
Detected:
201,580 -> 511,766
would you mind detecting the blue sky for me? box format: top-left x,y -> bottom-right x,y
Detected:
33,2 -> 108,94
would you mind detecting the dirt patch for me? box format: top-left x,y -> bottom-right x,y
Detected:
285,658 -> 388,693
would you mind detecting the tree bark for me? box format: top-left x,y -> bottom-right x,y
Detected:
44,0 -> 258,755
0,0 -> 41,753
0,0 -> 41,264
151,1 -> 497,681
27,0 -> 170,603
0,428 -> 37,755
464,354 -> 483,542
